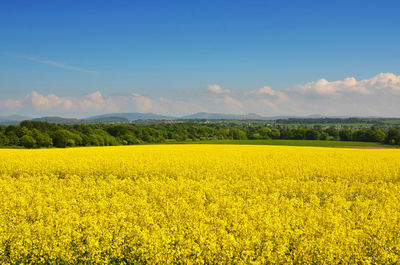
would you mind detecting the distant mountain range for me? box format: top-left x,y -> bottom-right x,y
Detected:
0,115 -> 32,125
32,117 -> 79,124
86,112 -> 270,121
0,112 -> 366,125
86,112 -> 175,121
85,112 -> 321,121
32,116 -> 129,125
181,112 -> 266,120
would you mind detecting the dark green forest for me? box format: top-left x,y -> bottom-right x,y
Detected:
0,120 -> 399,148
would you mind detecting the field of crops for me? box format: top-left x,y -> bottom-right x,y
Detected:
1,145 -> 400,264
178,139 -> 391,147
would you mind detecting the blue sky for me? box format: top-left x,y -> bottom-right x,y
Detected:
1,0 -> 400,117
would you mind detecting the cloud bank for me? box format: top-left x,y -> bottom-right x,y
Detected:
1,73 -> 400,117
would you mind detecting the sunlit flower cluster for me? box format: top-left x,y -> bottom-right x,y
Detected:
0,145 -> 399,264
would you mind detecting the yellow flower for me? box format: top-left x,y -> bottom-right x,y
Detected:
0,145 -> 399,263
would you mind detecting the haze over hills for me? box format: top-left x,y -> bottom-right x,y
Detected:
0,112 -> 386,125
181,112 -> 266,120
87,112 -> 270,121
0,115 -> 32,125
86,113 -> 175,121
85,112 -> 332,121
31,116 -> 129,125
86,112 -> 331,121
0,115 -> 32,121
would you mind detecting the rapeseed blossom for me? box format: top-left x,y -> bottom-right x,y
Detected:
0,145 -> 399,264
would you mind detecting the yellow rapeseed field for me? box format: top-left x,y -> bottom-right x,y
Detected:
0,145 -> 400,264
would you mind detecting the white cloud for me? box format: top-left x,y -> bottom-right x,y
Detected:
130,93 -> 153,112
158,97 -> 201,115
286,73 -> 400,97
0,91 -> 154,116
258,86 -> 276,95
205,84 -> 231,94
245,86 -> 277,96
1,73 -> 400,117
278,73 -> 400,116
30,91 -> 73,111
2,98 -> 24,110
223,95 -> 244,110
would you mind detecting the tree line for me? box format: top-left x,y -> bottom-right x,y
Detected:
0,121 -> 399,148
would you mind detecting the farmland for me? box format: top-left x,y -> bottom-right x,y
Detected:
1,145 -> 400,263
175,139 -> 393,148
